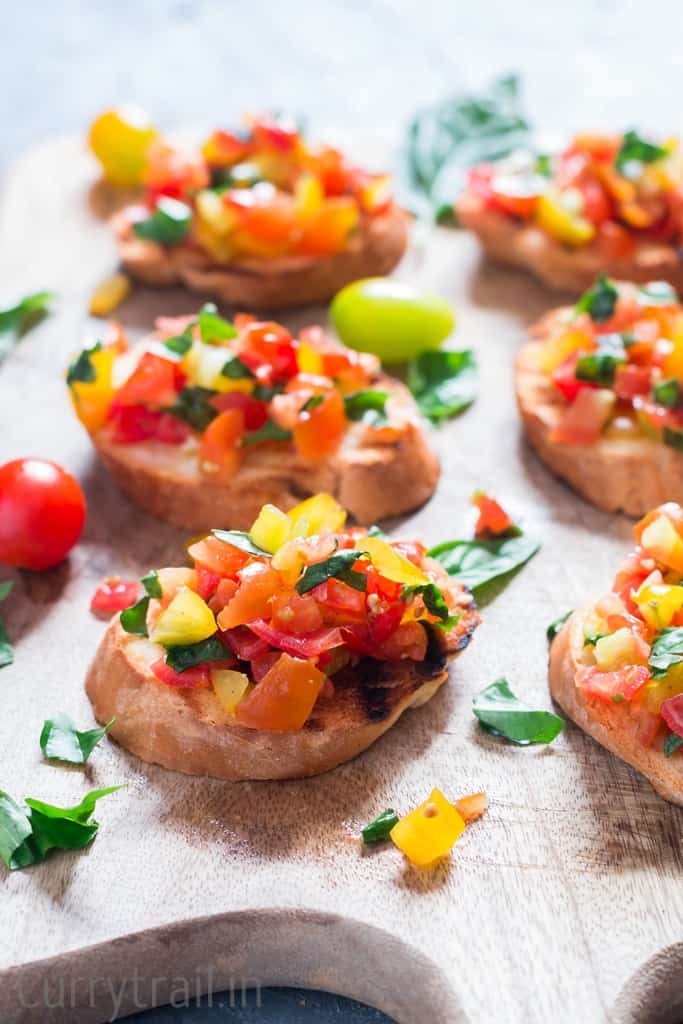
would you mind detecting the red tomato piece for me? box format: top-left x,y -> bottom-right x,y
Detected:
109,405 -> 163,443
216,562 -> 283,630
312,578 -> 367,620
550,388 -> 614,445
188,535 -> 250,577
250,651 -> 282,682
208,577 -> 239,613
114,352 -> 184,408
90,576 -> 141,616
248,619 -> 344,659
579,177 -> 612,225
235,653 -> 326,732
597,220 -> 636,262
376,621 -> 428,661
271,592 -> 324,634
210,392 -> 268,430
154,412 -> 191,444
576,664 -> 650,703
196,567 -> 221,601
292,389 -> 346,460
240,321 -> 298,382
551,351 -> 595,403
471,491 -> 517,538
660,694 -> 683,737
251,115 -> 299,152
614,364 -> 652,400
199,409 -> 244,481
0,458 -> 86,571
151,658 -> 211,689
365,568 -> 403,603
221,625 -> 271,661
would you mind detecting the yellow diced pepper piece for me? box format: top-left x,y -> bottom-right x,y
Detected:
640,516 -> 683,573
150,587 -> 216,646
536,189 -> 596,246
634,583 -> 683,630
294,173 -> 324,223
593,627 -> 647,670
361,537 -> 429,587
390,788 -> 466,867
643,668 -> 683,713
288,493 -> 347,536
212,669 -> 252,714
89,272 -> 131,317
195,189 -> 238,235
662,314 -> 683,381
68,346 -> 116,434
250,503 -> 293,554
538,329 -> 593,375
88,107 -> 158,187
296,340 -> 324,376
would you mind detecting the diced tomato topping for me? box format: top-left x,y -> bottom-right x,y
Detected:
151,659 -> 212,688
240,322 -> 298,382
250,115 -> 298,153
208,577 -> 239,613
660,693 -> 683,737
221,625 -> 271,661
114,352 -> 184,408
312,578 -> 367,620
579,178 -> 612,225
270,592 -> 324,634
109,405 -> 164,443
90,577 -> 141,616
613,364 -> 652,400
250,651 -> 281,682
576,664 -> 650,703
248,619 -> 344,659
551,351 -> 594,403
210,392 -> 268,431
199,409 -> 244,481
292,389 -> 346,460
634,502 -> 683,546
196,567 -> 222,601
235,653 -> 326,732
188,535 -> 250,576
216,562 -> 284,630
375,620 -> 428,661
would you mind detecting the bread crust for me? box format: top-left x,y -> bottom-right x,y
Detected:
114,206 -> 409,310
457,192 -> 683,295
549,609 -> 683,805
86,598 -> 480,781
91,375 -> 440,530
515,338 -> 683,516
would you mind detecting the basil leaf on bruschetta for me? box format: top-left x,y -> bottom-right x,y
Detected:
164,636 -> 229,673
0,580 -> 14,669
574,275 -> 618,323
132,197 -> 192,246
198,303 -> 238,344
648,627 -> 683,679
408,349 -> 477,425
615,130 -> 667,174
242,420 -> 293,446
40,713 -> 114,765
547,610 -> 573,642
120,596 -> 150,636
343,390 -> 389,426
296,550 -> 368,595
211,530 -> 271,557
166,386 -> 217,432
428,534 -> 539,598
473,679 -> 564,745
67,342 -> 103,385
141,570 -> 162,599
164,332 -> 193,356
401,583 -> 459,630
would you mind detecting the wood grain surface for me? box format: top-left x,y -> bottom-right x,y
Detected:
1,138 -> 682,1024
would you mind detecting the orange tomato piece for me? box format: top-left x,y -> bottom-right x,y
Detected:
634,503 -> 683,546
235,653 -> 326,731
216,562 -> 283,630
199,409 -> 244,481
376,621 -> 428,662
292,390 -> 346,460
295,197 -> 359,256
188,535 -> 249,577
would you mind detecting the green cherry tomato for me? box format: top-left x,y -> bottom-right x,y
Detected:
330,278 -> 455,363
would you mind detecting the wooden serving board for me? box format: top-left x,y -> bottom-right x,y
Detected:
1,138 -> 682,1024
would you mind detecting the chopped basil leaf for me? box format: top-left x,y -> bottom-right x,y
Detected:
120,596 -> 150,636
343,390 -> 389,427
0,786 -> 122,871
252,383 -> 283,402
66,342 -> 103,386
367,525 -> 387,539
164,635 -> 228,673
401,583 -> 459,630
583,633 -> 606,647
166,386 -> 218,432
575,276 -> 618,323
535,153 -> 551,177
663,427 -> 683,452
132,198 -> 192,246
40,714 -> 114,765
0,290 -> 56,364
653,379 -> 681,409
211,162 -> 264,189
221,353 -> 254,379
638,281 -> 678,306
301,394 -> 324,413
0,580 -> 14,670
615,130 -> 667,175
663,731 -> 683,758
361,808 -> 399,844
575,334 -> 626,386
296,551 -> 368,595
212,529 -> 271,557
428,534 -> 539,602
547,610 -> 572,641
473,678 -> 564,745
648,627 -> 683,678
242,420 -> 292,446
141,570 -> 162,599
164,331 -> 193,356
198,303 -> 238,344
408,350 -> 477,424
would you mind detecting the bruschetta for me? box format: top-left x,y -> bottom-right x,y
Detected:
86,494 -> 480,779
95,113 -> 407,309
516,276 -> 683,516
67,309 -> 440,530
549,502 -> 683,805
457,131 -> 683,293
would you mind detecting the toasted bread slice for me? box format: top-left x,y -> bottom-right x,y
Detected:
113,206 -> 409,310
91,374 -> 440,530
515,339 -> 683,516
86,598 -> 479,781
549,609 -> 683,805
457,192 -> 683,295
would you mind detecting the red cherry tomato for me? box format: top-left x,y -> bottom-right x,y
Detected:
91,577 -> 141,617
0,459 -> 86,570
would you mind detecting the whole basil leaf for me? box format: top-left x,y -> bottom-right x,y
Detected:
211,529 -> 271,557
40,714 -> 114,765
473,678 -> 564,745
164,635 -> 228,673
663,731 -> 683,758
0,791 -> 32,869
66,342 -> 103,386
166,386 -> 218,432
120,596 -> 150,636
575,276 -> 618,323
296,551 -> 367,595
198,303 -> 238,344
638,281 -> 678,306
428,534 -> 539,600
0,580 -> 14,669
132,198 -> 192,246
343,390 -> 389,426
615,130 -> 667,174
547,610 -> 573,642
141,570 -> 162,599
648,627 -> 683,678
408,350 -> 477,424
0,290 -> 56,365
401,583 -> 459,630
242,420 -> 292,446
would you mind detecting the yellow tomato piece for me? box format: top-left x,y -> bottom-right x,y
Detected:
195,189 -> 238,235
68,346 -> 116,434
662,314 -> 683,381
89,272 -> 131,317
390,788 -> 466,867
296,341 -> 324,375
538,329 -> 593,375
150,587 -> 216,646
640,515 -> 683,573
250,503 -> 293,554
212,669 -> 252,714
287,493 -> 347,536
593,627 -> 647,670
634,583 -> 683,630
361,537 -> 429,587
536,189 -> 596,246
89,107 -> 158,187
294,173 -> 324,223
643,668 -> 683,713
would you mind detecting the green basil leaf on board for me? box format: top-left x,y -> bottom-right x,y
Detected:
0,786 -> 123,871
296,551 -> 367,595
428,534 -> 540,601
40,714 -> 114,765
164,636 -> 228,673
615,130 -> 667,175
66,342 -> 103,386
638,281 -> 678,306
166,386 -> 217,432
663,732 -> 683,758
408,350 -> 477,424
198,303 -> 238,344
0,290 -> 57,365
648,627 -> 683,678
141,570 -> 162,599
212,530 -> 271,557
473,679 -> 565,745
0,580 -> 14,669
120,596 -> 150,636
575,276 -> 618,323
242,420 -> 293,446
361,808 -> 399,844
132,198 -> 192,246
343,390 -> 389,426
547,610 -> 573,642
401,583 -> 459,630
